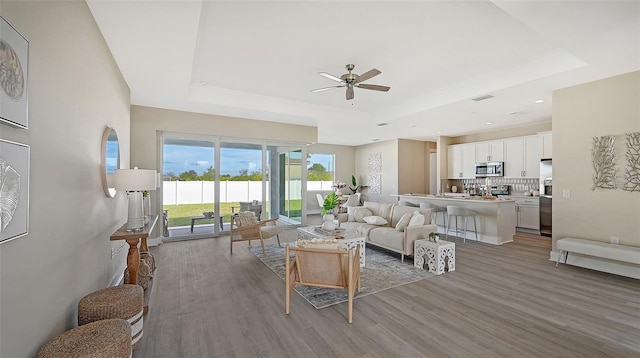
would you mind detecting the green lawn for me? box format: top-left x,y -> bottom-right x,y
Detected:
163,200 -> 301,227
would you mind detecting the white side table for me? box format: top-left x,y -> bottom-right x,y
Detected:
414,239 -> 455,275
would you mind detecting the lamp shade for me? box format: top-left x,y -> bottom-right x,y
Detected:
115,168 -> 157,191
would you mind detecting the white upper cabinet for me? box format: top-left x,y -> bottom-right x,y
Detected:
476,140 -> 504,163
504,136 -> 541,178
462,144 -> 476,178
541,132 -> 552,159
448,143 -> 476,179
448,145 -> 462,179
524,136 -> 541,178
504,138 -> 525,178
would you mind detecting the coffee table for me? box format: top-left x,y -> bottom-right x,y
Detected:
296,226 -> 366,267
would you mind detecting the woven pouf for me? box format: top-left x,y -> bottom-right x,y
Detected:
78,284 -> 143,349
37,318 -> 131,358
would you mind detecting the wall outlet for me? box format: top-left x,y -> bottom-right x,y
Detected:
610,236 -> 619,244
563,189 -> 571,198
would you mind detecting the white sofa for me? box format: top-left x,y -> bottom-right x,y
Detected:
337,201 -> 437,261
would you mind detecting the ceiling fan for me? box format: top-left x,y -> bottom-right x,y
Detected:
311,64 -> 390,100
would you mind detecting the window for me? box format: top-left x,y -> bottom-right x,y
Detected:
307,153 -> 334,190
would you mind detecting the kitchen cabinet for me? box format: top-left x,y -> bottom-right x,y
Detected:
504,136 -> 541,178
506,197 -> 540,230
476,140 -> 504,163
448,143 -> 476,179
541,132 -> 552,158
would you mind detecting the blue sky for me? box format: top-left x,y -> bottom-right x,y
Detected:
162,145 -> 333,176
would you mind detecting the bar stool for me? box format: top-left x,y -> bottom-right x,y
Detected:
420,202 -> 447,228
446,205 -> 478,243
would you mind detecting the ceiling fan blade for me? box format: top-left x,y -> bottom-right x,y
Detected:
311,85 -> 343,93
319,72 -> 344,83
354,68 -> 381,84
356,84 -> 391,92
346,86 -> 354,100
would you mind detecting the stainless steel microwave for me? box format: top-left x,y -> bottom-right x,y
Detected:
475,162 -> 504,177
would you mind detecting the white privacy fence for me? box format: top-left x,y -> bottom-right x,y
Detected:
163,181 -> 334,205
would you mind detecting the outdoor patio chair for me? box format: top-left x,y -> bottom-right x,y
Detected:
230,211 -> 282,255
285,244 -> 361,323
239,201 -> 262,220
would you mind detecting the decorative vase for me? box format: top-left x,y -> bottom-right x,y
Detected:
143,195 -> 151,225
322,213 -> 337,230
335,189 -> 343,195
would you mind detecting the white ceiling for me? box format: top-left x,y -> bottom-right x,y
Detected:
87,0 -> 640,146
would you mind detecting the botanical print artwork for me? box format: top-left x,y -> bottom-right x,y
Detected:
0,39 -> 25,101
0,139 -> 29,244
0,15 -> 29,129
623,132 -> 640,192
592,135 -> 617,190
0,155 -> 20,231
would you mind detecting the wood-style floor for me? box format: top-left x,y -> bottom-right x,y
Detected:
134,230 -> 640,357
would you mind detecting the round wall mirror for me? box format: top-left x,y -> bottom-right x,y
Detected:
101,127 -> 120,198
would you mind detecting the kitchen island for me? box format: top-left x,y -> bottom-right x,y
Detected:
394,194 -> 516,245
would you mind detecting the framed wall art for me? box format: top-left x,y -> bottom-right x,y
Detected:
0,139 -> 30,244
0,15 -> 29,129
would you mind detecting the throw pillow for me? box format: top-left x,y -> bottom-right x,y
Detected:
237,211 -> 258,226
363,216 -> 388,226
408,210 -> 425,227
354,207 -> 373,223
346,206 -> 364,222
395,212 -> 412,232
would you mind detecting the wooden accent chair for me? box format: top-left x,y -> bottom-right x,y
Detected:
230,211 -> 283,255
285,244 -> 361,323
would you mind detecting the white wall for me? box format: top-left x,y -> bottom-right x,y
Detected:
0,2 -> 130,356
553,71 -> 640,247
355,139 -> 399,203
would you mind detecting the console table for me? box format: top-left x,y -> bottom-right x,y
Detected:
110,216 -> 158,311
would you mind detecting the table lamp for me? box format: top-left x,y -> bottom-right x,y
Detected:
115,167 -> 157,231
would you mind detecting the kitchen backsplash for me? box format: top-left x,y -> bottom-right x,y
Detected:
461,178 -> 539,195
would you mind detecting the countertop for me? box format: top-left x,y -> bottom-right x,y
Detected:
395,194 -> 514,203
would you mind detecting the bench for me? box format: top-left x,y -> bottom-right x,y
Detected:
556,237 -> 640,268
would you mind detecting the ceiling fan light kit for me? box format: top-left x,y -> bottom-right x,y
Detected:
311,64 -> 390,100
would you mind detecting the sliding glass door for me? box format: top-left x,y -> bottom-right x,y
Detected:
162,135 -> 219,240
161,133 -> 307,240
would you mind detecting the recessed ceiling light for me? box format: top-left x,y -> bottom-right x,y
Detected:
377,123 -> 389,127
485,122 -> 493,125
436,131 -> 442,134
372,139 -> 380,142
510,111 -> 521,115
200,81 -> 208,85
535,99 -> 544,104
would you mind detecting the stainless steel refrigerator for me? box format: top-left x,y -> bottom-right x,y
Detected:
539,159 -> 552,236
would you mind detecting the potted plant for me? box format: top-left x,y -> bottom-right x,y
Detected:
349,175 -> 367,194
429,232 -> 440,243
322,192 -> 340,216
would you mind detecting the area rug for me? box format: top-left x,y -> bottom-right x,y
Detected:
249,244 -> 435,309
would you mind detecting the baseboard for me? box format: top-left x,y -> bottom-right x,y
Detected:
110,261 -> 127,286
147,235 -> 163,247
550,250 -> 640,279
